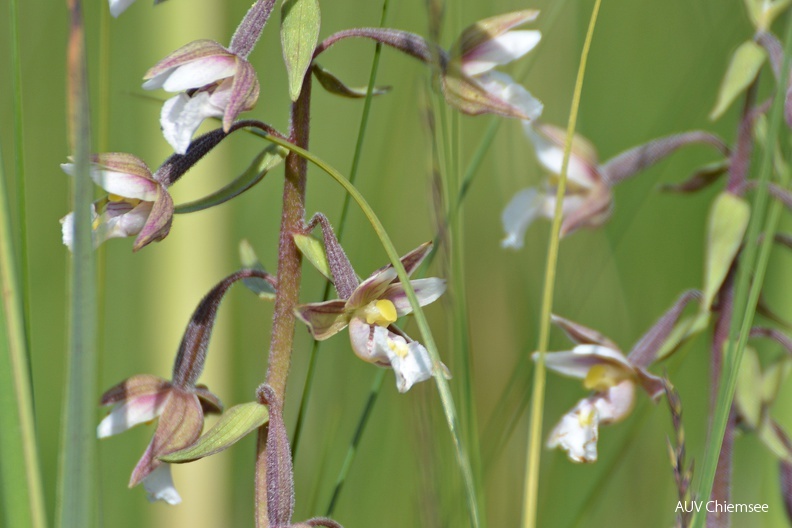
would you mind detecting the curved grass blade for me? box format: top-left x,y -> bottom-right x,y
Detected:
249,131 -> 481,528
174,144 -> 286,214
57,1 -> 98,526
291,0 -> 390,460
0,140 -> 47,528
691,14 -> 792,527
522,2 -> 602,527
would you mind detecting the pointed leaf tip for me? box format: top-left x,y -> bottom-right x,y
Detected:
160,402 -> 269,463
281,0 -> 321,101
703,192 -> 750,308
293,233 -> 332,280
710,40 -> 766,120
239,240 -> 276,300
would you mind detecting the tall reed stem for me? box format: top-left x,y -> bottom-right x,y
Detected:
521,1 -> 601,526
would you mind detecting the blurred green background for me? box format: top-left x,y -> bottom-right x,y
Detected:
1,0 -> 791,526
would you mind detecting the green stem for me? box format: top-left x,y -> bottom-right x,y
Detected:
690,14 -> 792,527
10,0 -> 29,350
0,140 -> 47,528
57,0 -> 97,526
521,2 -> 602,527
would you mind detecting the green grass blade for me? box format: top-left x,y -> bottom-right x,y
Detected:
292,0 -> 390,458
56,1 -> 98,527
10,0 -> 29,347
325,369 -> 386,516
690,14 -> 792,527
521,2 -> 602,527
0,140 -> 48,528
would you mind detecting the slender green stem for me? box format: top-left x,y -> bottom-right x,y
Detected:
325,369 -> 386,515
252,132 -> 480,528
690,14 -> 792,527
521,2 -> 602,527
0,142 -> 47,528
292,0 -> 390,458
9,0 -> 29,349
57,0 -> 97,526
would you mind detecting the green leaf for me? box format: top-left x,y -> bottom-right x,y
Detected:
293,233 -> 332,280
757,417 -> 792,462
762,357 -> 792,404
710,40 -> 766,120
161,402 -> 269,463
703,192 -> 751,308
734,346 -> 762,429
281,0 -> 321,102
239,240 -> 276,300
312,63 -> 391,99
174,144 -> 286,214
655,310 -> 711,361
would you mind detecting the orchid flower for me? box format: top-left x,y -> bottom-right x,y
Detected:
60,153 -> 173,251
143,40 -> 260,154
97,375 -> 222,504
502,123 -> 612,248
537,315 -> 664,463
295,242 -> 447,392
443,11 -> 543,120
97,269 -> 274,503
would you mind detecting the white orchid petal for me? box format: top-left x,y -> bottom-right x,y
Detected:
96,392 -> 166,438
373,327 -> 434,392
593,381 -> 635,424
523,124 -> 596,188
349,317 -> 381,364
463,30 -> 542,76
94,201 -> 153,246
476,72 -> 543,122
91,170 -> 158,201
142,464 -> 182,505
142,70 -> 174,91
547,398 -> 599,463
160,56 -> 238,92
60,212 -> 76,251
572,345 -> 633,370
501,187 -> 543,249
384,278 -> 447,316
160,93 -> 224,154
108,0 -> 137,17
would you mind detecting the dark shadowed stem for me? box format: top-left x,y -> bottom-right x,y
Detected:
727,80 -> 759,195
314,28 -> 446,67
256,74 -> 312,528
709,270 -> 736,528
171,269 -> 277,390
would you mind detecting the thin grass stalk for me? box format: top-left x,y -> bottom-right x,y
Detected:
690,15 -> 792,527
521,2 -> 602,527
291,0 -> 391,458
325,369 -> 386,516
56,0 -> 97,526
252,131 -> 480,527
0,142 -> 47,528
9,0 -> 30,348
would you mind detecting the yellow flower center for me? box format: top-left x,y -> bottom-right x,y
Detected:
387,337 -> 409,359
362,299 -> 398,327
583,364 -> 625,392
578,406 -> 596,427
